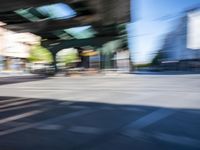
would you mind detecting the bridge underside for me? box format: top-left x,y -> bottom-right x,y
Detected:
0,0 -> 131,71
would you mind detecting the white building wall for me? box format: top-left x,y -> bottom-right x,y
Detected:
162,9 -> 200,61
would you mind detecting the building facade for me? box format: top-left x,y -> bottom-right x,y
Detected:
159,7 -> 200,70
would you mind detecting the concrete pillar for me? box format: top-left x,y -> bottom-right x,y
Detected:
52,53 -> 58,73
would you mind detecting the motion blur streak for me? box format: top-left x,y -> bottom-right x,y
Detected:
0,0 -> 200,150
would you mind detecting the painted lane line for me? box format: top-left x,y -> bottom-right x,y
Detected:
0,110 -> 44,125
0,101 -> 51,113
121,109 -> 176,140
0,109 -> 98,136
122,130 -> 200,148
67,105 -> 89,109
68,126 -> 104,134
59,102 -> 75,105
125,108 -> 176,130
0,99 -> 40,109
0,98 -> 28,104
36,124 -> 63,130
119,107 -> 146,112
123,130 -> 145,138
154,132 -> 200,148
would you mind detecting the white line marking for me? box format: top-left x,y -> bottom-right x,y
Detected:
122,130 -> 200,148
0,109 -> 98,136
36,124 -> 62,130
122,130 -> 147,139
68,126 -> 104,134
125,109 -> 175,130
119,107 -> 146,112
0,110 -> 44,125
68,105 -> 89,109
154,133 -> 200,148
0,99 -> 40,109
59,102 -> 75,105
0,101 -> 51,113
0,98 -> 28,104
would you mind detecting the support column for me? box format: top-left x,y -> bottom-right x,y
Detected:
52,52 -> 58,74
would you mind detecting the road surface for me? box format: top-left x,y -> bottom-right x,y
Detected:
0,74 -> 200,150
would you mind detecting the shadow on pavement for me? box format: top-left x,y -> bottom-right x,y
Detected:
0,96 -> 200,150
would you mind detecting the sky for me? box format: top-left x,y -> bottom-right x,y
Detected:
37,3 -> 76,19
129,0 -> 200,64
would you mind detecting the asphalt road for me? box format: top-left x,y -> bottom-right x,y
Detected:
0,74 -> 200,150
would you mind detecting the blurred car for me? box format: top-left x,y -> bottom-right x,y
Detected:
29,62 -> 55,75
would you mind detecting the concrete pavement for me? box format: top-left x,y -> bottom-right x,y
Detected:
0,74 -> 200,150
0,73 -> 47,85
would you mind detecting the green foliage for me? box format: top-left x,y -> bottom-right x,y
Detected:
151,50 -> 165,66
63,52 -> 78,65
57,50 -> 79,66
28,45 -> 53,63
102,40 -> 123,55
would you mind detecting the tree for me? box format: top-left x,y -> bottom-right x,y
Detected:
151,50 -> 166,66
28,45 -> 53,63
56,48 -> 79,67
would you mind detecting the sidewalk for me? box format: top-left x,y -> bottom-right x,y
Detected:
0,70 -> 33,78
0,71 -> 47,85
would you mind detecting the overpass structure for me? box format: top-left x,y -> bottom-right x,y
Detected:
0,0 -> 131,71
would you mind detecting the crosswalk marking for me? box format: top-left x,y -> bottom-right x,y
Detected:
124,108 -> 175,130
0,99 -> 40,109
0,108 -> 98,136
154,132 -> 200,148
0,101 -> 51,113
0,98 -> 28,104
68,105 -> 89,109
68,126 -> 104,134
0,110 -> 44,125
119,107 -> 146,112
